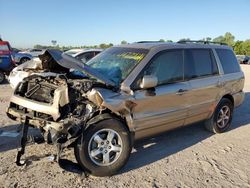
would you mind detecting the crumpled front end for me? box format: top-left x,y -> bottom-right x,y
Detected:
7,75 -> 96,144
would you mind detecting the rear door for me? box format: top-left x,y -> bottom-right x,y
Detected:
132,50 -> 190,139
184,49 -> 221,125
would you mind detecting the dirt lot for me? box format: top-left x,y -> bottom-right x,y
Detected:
0,65 -> 250,188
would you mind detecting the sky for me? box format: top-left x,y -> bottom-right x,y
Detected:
0,0 -> 249,48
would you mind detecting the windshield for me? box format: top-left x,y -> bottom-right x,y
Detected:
86,47 -> 148,85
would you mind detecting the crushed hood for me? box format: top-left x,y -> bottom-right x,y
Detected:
40,49 -> 116,87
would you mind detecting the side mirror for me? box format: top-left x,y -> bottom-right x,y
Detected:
140,75 -> 158,89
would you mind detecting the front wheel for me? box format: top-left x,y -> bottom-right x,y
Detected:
205,98 -> 233,133
74,118 -> 132,177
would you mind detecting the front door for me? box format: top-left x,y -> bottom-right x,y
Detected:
131,49 -> 190,139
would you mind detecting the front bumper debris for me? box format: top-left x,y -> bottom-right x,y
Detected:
7,107 -> 64,132
16,117 -> 29,166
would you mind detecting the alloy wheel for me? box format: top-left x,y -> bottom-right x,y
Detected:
217,105 -> 230,128
88,128 -> 123,166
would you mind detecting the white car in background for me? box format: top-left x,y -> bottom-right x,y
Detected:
72,48 -> 103,63
20,48 -> 45,57
64,49 -> 85,56
8,49 -> 103,89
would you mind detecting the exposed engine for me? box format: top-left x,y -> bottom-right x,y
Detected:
8,74 -> 103,145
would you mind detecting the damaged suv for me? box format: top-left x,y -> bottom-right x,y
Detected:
7,41 -> 244,176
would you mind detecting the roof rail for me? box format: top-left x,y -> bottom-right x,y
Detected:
177,40 -> 227,46
136,41 -> 164,43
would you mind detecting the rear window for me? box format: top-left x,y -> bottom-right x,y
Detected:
184,49 -> 218,79
216,49 -> 241,74
0,44 -> 10,51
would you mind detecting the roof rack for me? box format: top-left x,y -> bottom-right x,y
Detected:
136,41 -> 164,43
177,40 -> 227,46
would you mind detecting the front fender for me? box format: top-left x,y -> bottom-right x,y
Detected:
85,113 -> 135,145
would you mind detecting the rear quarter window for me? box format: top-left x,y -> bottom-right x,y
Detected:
216,49 -> 241,74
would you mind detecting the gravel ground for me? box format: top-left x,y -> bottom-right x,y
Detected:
0,65 -> 250,188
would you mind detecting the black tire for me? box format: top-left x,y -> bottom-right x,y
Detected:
0,71 -> 5,84
74,118 -> 132,177
205,98 -> 233,133
20,57 -> 30,64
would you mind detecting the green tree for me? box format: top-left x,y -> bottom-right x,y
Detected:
213,35 -> 224,43
205,37 -> 212,41
178,38 -> 190,42
99,43 -> 113,49
121,40 -> 128,44
159,39 -> 165,42
241,40 -> 250,55
213,32 -> 235,46
224,32 -> 235,46
233,41 -> 244,55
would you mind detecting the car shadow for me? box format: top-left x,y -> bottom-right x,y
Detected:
230,92 -> 250,131
0,124 -> 42,152
120,122 -> 212,174
119,92 -> 250,174
0,124 -> 20,152
0,78 -> 9,85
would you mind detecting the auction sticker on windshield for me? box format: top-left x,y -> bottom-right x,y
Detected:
117,52 -> 145,61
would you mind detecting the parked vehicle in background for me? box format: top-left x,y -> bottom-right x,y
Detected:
6,41 -> 244,176
73,49 -> 103,63
8,57 -> 42,88
0,41 -> 15,83
20,48 -> 45,57
236,55 -> 250,64
8,49 -> 102,88
64,49 -> 85,56
12,48 -> 33,65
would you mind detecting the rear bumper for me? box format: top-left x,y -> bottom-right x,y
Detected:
233,91 -> 245,108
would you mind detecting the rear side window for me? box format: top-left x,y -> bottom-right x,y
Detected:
185,49 -> 218,79
216,49 -> 240,74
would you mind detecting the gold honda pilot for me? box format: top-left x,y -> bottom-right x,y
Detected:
7,41 -> 245,176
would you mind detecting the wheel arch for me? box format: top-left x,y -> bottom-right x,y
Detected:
85,113 -> 135,145
222,94 -> 234,106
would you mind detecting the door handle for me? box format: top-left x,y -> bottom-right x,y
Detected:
176,89 -> 188,95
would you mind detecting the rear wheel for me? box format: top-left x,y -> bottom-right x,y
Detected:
0,71 -> 5,84
205,98 -> 233,133
74,118 -> 132,176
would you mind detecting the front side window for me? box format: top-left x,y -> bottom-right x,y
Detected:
142,50 -> 184,85
184,49 -> 218,79
216,49 -> 240,74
